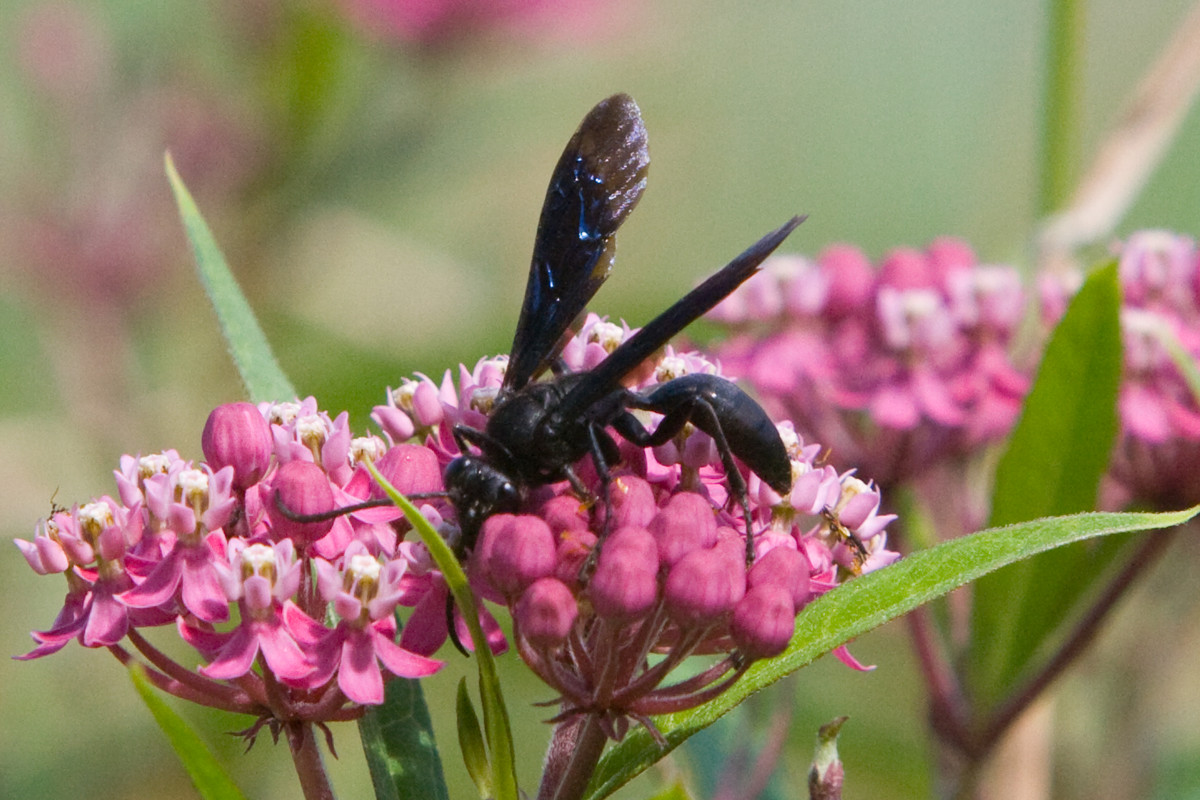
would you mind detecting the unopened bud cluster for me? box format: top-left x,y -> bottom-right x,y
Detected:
375,314 -> 898,739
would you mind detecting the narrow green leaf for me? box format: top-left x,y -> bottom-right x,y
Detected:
165,153 -> 296,403
128,666 -> 248,800
365,461 -> 520,800
358,677 -> 449,800
456,678 -> 493,798
646,781 -> 696,800
1150,315 -> 1200,406
969,261 -> 1123,706
584,507 -> 1196,799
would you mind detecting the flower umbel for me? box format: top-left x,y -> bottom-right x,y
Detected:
17,320 -> 896,766
709,239 -> 1029,490
15,401 -> 446,737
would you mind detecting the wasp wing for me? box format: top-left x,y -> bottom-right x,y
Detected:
555,215 -> 805,422
503,94 -> 650,392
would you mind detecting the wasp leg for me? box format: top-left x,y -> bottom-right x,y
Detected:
614,393 -> 759,565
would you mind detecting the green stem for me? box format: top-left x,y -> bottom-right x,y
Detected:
1040,0 -> 1085,216
365,461 -> 520,800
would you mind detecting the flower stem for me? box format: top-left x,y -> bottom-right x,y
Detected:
539,714 -> 609,800
1039,0 -> 1084,216
286,721 -> 335,800
979,528 -> 1176,750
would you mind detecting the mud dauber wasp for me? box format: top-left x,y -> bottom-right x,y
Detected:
277,94 -> 802,571
443,94 -> 803,564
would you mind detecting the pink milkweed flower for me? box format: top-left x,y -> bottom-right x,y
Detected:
263,398 -> 354,486
372,375 -> 444,443
202,402 -> 273,492
180,539 -> 312,684
1049,231 -> 1200,509
710,238 -> 1030,491
405,324 -> 901,742
393,538 -> 509,658
338,0 -> 626,49
16,500 -> 167,658
119,465 -> 236,622
287,542 -> 444,705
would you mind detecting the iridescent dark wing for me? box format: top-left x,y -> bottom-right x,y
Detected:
502,94 -> 650,392
555,215 -> 805,422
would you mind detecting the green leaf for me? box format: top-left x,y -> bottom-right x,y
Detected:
128,666 -> 248,800
1148,313 -> 1200,406
165,153 -> 296,403
968,260 -> 1123,706
456,678 -> 493,798
358,677 -> 449,800
646,781 -> 696,800
584,507 -> 1196,800
366,461 -> 520,800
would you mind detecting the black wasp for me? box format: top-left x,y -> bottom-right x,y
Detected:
444,94 -> 803,564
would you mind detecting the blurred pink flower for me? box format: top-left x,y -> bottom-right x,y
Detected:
337,0 -> 627,48
710,238 -> 1030,490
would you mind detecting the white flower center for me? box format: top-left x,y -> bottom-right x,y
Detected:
79,502 -> 114,536
266,401 -> 301,426
350,436 -> 386,465
241,543 -> 276,579
138,453 -> 172,479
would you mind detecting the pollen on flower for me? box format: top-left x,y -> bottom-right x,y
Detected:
295,413 -> 328,454
264,400 -> 303,426
350,435 -> 387,466
240,543 -> 277,580
469,385 -> 500,415
346,553 -> 382,589
138,452 -> 173,479
587,319 -> 626,352
78,501 -> 114,537
177,468 -> 210,508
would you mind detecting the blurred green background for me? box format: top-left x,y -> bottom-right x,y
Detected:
3,0 -> 1200,798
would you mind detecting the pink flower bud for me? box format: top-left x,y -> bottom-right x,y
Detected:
267,460 -> 335,546
538,495 -> 590,536
201,402 -> 272,491
819,244 -> 874,316
649,492 -> 718,566
554,528 -> 597,587
594,475 -> 657,530
664,547 -> 746,625
877,246 -> 933,289
731,584 -> 796,659
748,545 -> 810,609
478,514 -> 556,598
837,490 -> 879,530
590,526 -> 659,619
515,577 -> 578,648
374,444 -> 443,496
926,236 -> 976,274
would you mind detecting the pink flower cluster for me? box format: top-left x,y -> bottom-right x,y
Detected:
709,239 -> 1030,488
18,317 -> 897,737
1043,231 -> 1200,509
374,315 -> 898,739
338,0 -> 616,48
16,399 -> 447,725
